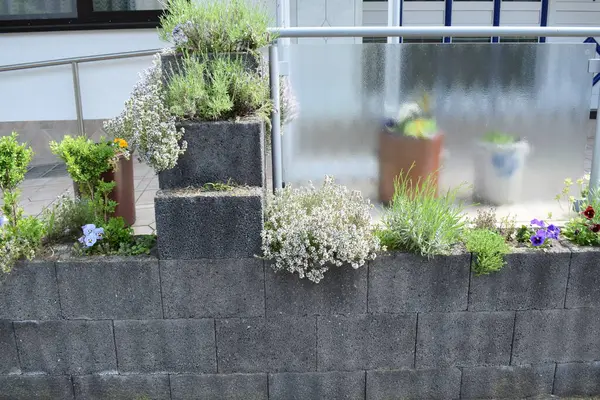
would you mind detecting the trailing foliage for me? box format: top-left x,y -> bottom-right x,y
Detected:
464,229 -> 510,275
0,133 -> 45,273
165,55 -> 272,124
158,0 -> 273,54
104,53 -> 187,173
262,176 -> 381,283
378,168 -> 466,257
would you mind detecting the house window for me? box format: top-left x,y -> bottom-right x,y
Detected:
0,0 -> 163,32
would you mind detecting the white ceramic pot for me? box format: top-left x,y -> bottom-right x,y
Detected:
473,140 -> 531,205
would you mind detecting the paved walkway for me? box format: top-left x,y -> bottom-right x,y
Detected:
10,159 -> 157,235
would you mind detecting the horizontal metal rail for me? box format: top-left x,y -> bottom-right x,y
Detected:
269,26 -> 600,38
0,48 -> 161,73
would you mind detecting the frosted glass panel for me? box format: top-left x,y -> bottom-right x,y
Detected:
283,43 -> 596,221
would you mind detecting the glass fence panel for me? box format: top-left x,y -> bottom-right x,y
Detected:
282,42 -> 596,222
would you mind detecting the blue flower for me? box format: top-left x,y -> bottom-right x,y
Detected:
530,219 -> 546,228
84,233 -> 98,247
0,214 -> 7,228
82,224 -> 97,236
530,229 -> 547,247
546,224 -> 560,240
79,223 -> 104,248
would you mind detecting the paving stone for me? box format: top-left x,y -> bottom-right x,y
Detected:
461,364 -> 555,399
469,245 -> 571,311
0,375 -> 74,400
317,314 -> 416,371
554,361 -> 600,397
416,311 -> 514,368
513,309 -> 600,364
155,188 -> 263,259
269,371 -> 365,400
0,320 -> 19,374
170,374 -> 268,400
0,261 -> 60,320
265,263 -> 367,316
56,258 -> 162,319
369,250 -> 470,312
114,319 -> 216,373
366,368 -> 461,400
216,316 -> 316,373
161,259 -> 264,318
73,374 -> 171,400
14,320 -> 116,374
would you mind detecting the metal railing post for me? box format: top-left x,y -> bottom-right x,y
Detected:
71,61 -> 85,136
269,44 -> 283,192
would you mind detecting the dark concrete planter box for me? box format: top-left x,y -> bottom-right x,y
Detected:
2,246 -> 600,399
158,119 -> 265,190
154,187 -> 264,259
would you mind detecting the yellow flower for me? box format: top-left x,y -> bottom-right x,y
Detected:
114,138 -> 128,148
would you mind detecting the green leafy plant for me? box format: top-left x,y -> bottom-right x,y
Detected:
158,0 -> 274,55
0,133 -> 44,273
464,229 -> 510,275
555,175 -> 589,211
166,55 -> 272,123
563,202 -> 600,246
73,217 -> 155,256
385,93 -> 438,139
378,167 -> 466,257
481,131 -> 517,145
41,196 -> 97,244
202,180 -> 235,191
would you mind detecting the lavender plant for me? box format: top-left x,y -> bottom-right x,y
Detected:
104,53 -> 187,173
262,176 -> 381,283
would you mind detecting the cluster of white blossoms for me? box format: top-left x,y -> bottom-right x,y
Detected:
262,176 -> 382,283
104,53 -> 187,173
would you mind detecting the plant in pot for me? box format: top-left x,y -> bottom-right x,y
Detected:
472,131 -> 530,205
556,174 -> 590,213
379,93 -> 443,204
49,135 -> 136,226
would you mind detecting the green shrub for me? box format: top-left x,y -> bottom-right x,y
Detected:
0,133 -> 44,273
464,229 -> 510,275
166,56 -> 271,123
159,0 -> 273,54
41,195 -> 97,244
378,168 -> 466,257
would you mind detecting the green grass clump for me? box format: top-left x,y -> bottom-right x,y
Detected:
482,131 -> 517,145
377,168 -> 466,257
464,229 -> 510,275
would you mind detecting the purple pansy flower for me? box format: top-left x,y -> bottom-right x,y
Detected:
530,229 -> 547,247
530,219 -> 546,228
546,224 -> 560,240
79,224 -> 104,248
82,224 -> 97,236
0,214 -> 7,228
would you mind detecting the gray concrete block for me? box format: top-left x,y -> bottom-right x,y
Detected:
317,314 -> 416,371
513,309 -> 600,364
269,371 -> 365,400
566,247 -> 600,308
216,316 -> 316,373
265,264 -> 367,316
368,251 -> 470,313
0,261 -> 60,320
161,259 -> 264,318
158,119 -> 264,190
416,311 -> 514,368
114,319 -> 216,373
56,258 -> 162,319
0,375 -> 74,400
170,374 -> 268,400
14,320 -> 116,374
0,320 -> 19,374
73,374 -> 171,400
366,368 -> 461,400
554,361 -> 600,397
469,246 -> 571,311
156,188 -> 263,259
461,364 -> 555,399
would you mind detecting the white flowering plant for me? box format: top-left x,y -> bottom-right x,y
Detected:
104,53 -> 187,173
261,176 -> 382,283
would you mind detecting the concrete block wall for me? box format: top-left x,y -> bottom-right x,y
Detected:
1,245 -> 600,399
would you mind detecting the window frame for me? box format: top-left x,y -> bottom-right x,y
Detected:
0,0 -> 163,33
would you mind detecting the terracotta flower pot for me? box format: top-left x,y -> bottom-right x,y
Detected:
378,130 -> 444,204
72,155 -> 136,226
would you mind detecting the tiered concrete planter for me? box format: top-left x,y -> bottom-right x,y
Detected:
154,119 -> 265,259
1,244 -> 600,399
